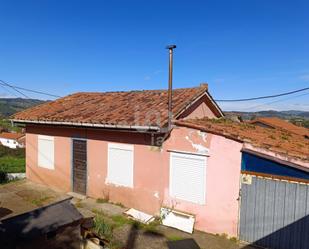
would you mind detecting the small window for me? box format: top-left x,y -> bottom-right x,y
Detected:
107,143 -> 134,187
38,135 -> 54,170
169,152 -> 207,204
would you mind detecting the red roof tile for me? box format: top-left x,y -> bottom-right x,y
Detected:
0,132 -> 24,140
175,118 -> 309,162
12,85 -> 223,129
249,117 -> 309,137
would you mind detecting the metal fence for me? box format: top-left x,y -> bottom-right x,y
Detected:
239,175 -> 309,249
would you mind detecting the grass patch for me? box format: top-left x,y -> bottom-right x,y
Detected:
30,196 -> 52,206
142,220 -> 162,236
74,201 -> 84,208
166,235 -> 185,241
93,213 -> 114,240
0,156 -> 25,173
229,237 -> 238,242
96,198 -> 109,204
112,202 -> 125,208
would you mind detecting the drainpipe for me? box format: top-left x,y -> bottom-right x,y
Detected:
166,45 -> 176,131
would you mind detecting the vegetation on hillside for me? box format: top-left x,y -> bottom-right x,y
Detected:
290,118 -> 309,128
226,110 -> 309,128
0,118 -> 22,132
0,145 -> 25,173
225,110 -> 309,120
0,98 -> 45,117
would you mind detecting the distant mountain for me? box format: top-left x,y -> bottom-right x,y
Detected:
0,98 -> 46,117
225,110 -> 309,120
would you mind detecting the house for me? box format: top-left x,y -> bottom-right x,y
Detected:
249,117 -> 309,138
175,118 -> 309,249
0,132 -> 25,149
11,84 -> 309,244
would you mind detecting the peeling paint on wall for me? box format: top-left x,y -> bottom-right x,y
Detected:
185,131 -> 209,154
154,191 -> 159,199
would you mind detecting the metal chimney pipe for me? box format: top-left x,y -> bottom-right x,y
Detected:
166,44 -> 176,131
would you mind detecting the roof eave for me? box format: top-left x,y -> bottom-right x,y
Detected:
11,119 -> 161,132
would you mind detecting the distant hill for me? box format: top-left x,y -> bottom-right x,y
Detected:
225,110 -> 309,120
0,98 -> 45,117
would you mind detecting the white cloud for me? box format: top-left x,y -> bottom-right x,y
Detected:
299,74 -> 309,81
219,101 -> 309,112
0,92 -> 15,98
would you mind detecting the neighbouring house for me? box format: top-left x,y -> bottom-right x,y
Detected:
0,132 -> 25,149
249,117 -> 309,138
176,118 -> 309,249
11,84 -> 309,246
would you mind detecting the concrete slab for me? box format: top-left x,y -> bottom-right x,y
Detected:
0,180 -> 69,220
78,198 -> 126,216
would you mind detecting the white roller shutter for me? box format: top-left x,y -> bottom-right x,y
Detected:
38,135 -> 54,170
107,143 -> 134,188
170,152 -> 206,204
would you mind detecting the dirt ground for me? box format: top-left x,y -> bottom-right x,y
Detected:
0,180 -> 257,249
76,197 -> 258,249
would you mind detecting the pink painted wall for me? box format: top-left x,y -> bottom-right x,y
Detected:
25,124 -> 242,237
26,131 -> 71,192
162,128 -> 242,236
183,101 -> 216,119
178,94 -> 221,119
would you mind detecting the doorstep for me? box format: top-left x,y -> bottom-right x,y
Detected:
67,192 -> 87,200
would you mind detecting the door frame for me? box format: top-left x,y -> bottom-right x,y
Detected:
71,137 -> 88,195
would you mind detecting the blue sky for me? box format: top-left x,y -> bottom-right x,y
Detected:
0,0 -> 308,111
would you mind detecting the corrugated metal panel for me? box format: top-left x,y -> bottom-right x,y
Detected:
240,175 -> 309,249
169,152 -> 206,204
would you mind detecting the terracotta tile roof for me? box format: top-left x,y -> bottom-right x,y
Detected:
249,117 -> 309,137
12,85 -> 223,129
175,118 -> 309,162
0,132 -> 24,140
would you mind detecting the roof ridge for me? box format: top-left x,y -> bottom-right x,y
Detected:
71,85 -> 205,95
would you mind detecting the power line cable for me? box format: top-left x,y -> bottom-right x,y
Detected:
0,84 -> 20,98
0,80 -> 61,98
237,91 -> 309,112
0,80 -> 30,99
215,86 -> 309,102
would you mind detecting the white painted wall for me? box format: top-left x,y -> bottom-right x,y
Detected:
0,138 -> 24,149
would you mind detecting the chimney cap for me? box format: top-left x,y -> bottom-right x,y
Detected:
200,82 -> 208,88
166,45 -> 177,49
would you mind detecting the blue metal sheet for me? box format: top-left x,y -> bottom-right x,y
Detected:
242,152 -> 309,180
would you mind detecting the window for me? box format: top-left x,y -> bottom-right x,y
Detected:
38,135 -> 54,169
107,143 -> 134,187
169,152 -> 206,204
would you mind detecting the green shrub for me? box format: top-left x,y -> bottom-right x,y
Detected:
0,145 -> 25,158
0,170 -> 8,184
0,156 -> 25,173
93,214 -> 114,240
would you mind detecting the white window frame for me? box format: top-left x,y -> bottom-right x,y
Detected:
38,135 -> 55,170
169,152 -> 207,205
107,143 -> 134,188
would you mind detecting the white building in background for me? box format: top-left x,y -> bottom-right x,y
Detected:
0,132 -> 25,149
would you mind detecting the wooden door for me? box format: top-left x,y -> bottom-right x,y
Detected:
72,139 -> 87,195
